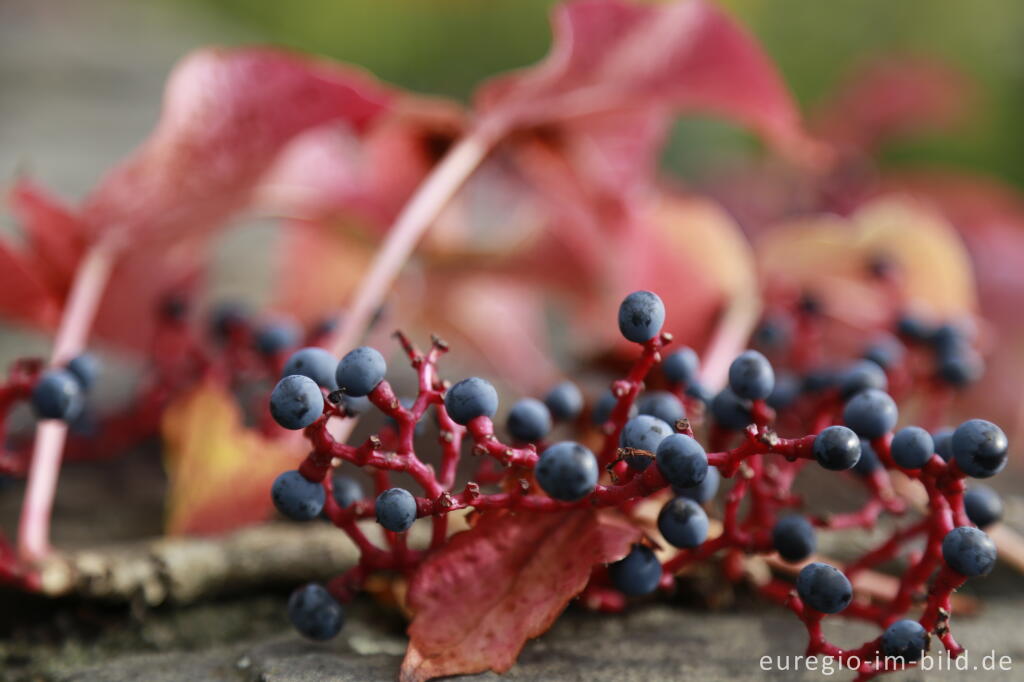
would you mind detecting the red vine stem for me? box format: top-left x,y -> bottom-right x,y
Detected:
325,121 -> 503,357
19,240 -> 118,561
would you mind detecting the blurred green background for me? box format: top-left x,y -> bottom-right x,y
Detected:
192,0 -> 1024,186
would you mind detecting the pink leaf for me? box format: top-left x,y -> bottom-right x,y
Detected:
400,509 -> 639,682
476,0 -> 821,179
81,47 -> 392,245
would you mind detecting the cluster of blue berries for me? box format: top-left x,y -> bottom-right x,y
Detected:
30,353 -> 101,422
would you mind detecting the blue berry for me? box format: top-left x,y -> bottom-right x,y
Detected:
930,322 -> 965,354
881,620 -> 929,662
637,391 -> 685,426
852,440 -> 881,476
543,381 -> 583,422
31,369 -> 84,421
535,441 -> 599,501
812,426 -> 862,471
838,360 -> 888,400
710,388 -> 752,431
210,301 -> 250,339
591,389 -> 637,426
796,562 -> 853,614
331,474 -> 363,509
656,433 -> 708,489
375,488 -> 418,532
933,428 -> 954,461
684,382 -> 713,405
673,466 -> 719,504
942,526 -> 996,576
340,394 -> 372,417
951,419 -> 1008,478
897,314 -> 933,342
891,426 -> 934,469
620,415 -> 673,470
335,346 -> 387,397
608,544 -> 662,596
801,367 -> 838,394
66,353 -> 100,391
658,497 -> 708,549
753,316 -> 792,351
506,398 -> 552,443
767,373 -> 800,410
663,347 -> 699,386
964,485 -> 1003,529
270,375 -> 324,430
272,470 -> 325,521
255,318 -> 301,355
617,290 -> 665,344
772,516 -> 817,563
937,346 -> 984,387
862,335 -> 905,371
843,389 -> 898,440
728,350 -> 775,400
283,347 -> 339,391
287,583 -> 344,640
444,377 -> 499,426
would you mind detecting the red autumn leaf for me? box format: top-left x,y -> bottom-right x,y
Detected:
3,47 -> 393,349
476,0 -> 822,182
400,508 -> 640,682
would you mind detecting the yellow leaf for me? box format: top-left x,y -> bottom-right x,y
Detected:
161,379 -> 302,535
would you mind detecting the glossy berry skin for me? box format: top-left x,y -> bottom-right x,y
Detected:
591,389 -> 638,426
812,426 -> 862,471
951,419 -> 1008,478
336,347 -> 387,397
66,353 -> 101,391
662,347 -> 699,386
620,415 -> 673,470
331,474 -> 363,509
673,466 -> 719,504
31,369 -> 84,421
933,428 -> 954,461
287,583 -> 344,641
272,470 -> 325,521
710,388 -> 752,431
535,442 -> 599,502
772,516 -> 817,563
728,350 -> 775,400
656,434 -> 708,489
617,290 -> 665,343
942,526 -> 997,577
637,391 -> 685,427
506,398 -> 552,443
543,381 -> 583,422
658,497 -> 708,549
444,377 -> 499,426
608,544 -> 662,596
964,485 -> 1003,529
796,562 -> 853,614
283,347 -> 339,391
881,620 -> 929,662
270,375 -> 324,430
891,426 -> 935,469
842,389 -> 898,440
255,318 -> 301,356
375,488 -> 418,532
838,360 -> 888,400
